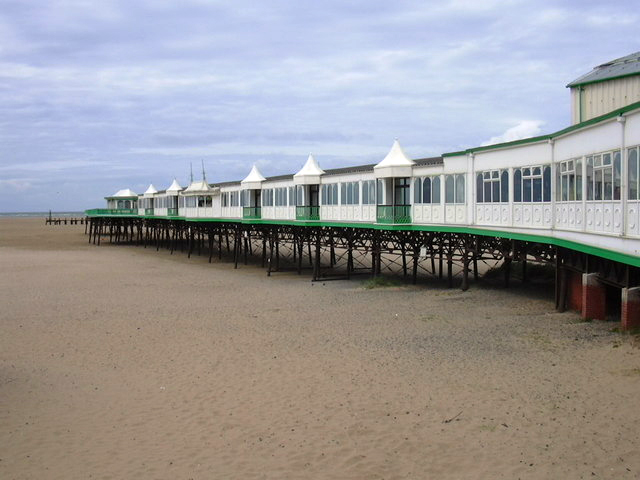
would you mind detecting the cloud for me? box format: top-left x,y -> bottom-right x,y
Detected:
0,179 -> 33,191
481,120 -> 544,146
1,0 -> 639,211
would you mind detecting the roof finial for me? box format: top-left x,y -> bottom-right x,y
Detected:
201,159 -> 206,182
190,162 -> 194,183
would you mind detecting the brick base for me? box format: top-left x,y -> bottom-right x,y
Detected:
582,273 -> 606,321
622,287 -> 640,330
568,271 -> 582,312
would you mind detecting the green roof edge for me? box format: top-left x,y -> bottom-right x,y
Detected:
567,70 -> 640,88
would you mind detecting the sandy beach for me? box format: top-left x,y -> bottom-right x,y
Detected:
1,218 -> 639,479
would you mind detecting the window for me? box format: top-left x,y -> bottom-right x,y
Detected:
322,184 -> 339,205
629,146 -> 639,200
288,186 -> 295,206
229,191 -> 239,207
557,159 -> 582,201
362,180 -> 376,204
586,151 -> 621,201
340,181 -> 359,205
262,189 -> 274,206
476,170 -> 508,203
391,178 -> 410,205
413,176 -> 440,204
445,174 -> 465,204
178,196 -> 185,208
376,179 -> 384,204
186,196 -> 197,208
274,187 -> 287,206
296,186 -> 304,206
514,166 -> 550,202
197,196 -> 211,207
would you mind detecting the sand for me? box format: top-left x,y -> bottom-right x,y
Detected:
1,218 -> 639,479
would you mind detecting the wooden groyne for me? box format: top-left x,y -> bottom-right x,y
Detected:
45,217 -> 87,225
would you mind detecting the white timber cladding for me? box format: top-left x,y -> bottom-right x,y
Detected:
571,76 -> 640,124
106,106 -> 640,261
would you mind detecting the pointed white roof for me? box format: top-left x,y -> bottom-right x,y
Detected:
165,178 -> 183,194
374,139 -> 415,178
183,179 -> 212,194
144,184 -> 158,196
294,154 -> 325,185
108,188 -> 138,198
241,165 -> 266,189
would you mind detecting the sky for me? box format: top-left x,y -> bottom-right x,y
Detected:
0,0 -> 638,212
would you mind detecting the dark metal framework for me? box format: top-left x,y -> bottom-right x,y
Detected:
86,216 -> 640,315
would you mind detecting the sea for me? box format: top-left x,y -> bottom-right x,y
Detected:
0,211 -> 85,218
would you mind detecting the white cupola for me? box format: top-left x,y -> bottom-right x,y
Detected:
143,184 -> 158,196
165,179 -> 183,194
293,154 -> 325,185
374,139 -> 415,178
241,165 -> 266,190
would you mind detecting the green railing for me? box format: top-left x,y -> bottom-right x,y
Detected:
167,208 -> 179,217
376,205 -> 412,224
85,208 -> 137,216
145,208 -> 154,216
296,206 -> 320,221
243,206 -> 261,219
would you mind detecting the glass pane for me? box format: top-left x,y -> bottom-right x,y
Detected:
629,149 -> 638,200
484,181 -> 491,202
524,178 -> 532,202
523,168 -> 531,177
347,183 -> 353,204
414,179 -> 421,203
483,172 -> 490,179
500,171 -> 508,202
376,180 -> 383,204
533,177 -> 542,202
432,177 -> 440,204
424,178 -> 431,204
568,174 -> 575,201
576,160 -> 582,201
354,183 -> 359,204
455,175 -> 465,204
514,169 -> 522,202
477,174 -> 484,203
492,179 -> 499,202
603,166 -> 613,200
445,176 -> 454,203
603,153 -> 611,165
594,169 -> 602,200
533,167 -> 541,176
492,170 -> 499,179
561,175 -> 568,201
613,152 -> 621,200
543,166 -> 551,202
586,162 -> 594,200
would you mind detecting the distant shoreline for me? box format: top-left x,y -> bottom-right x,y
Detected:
0,211 -> 85,218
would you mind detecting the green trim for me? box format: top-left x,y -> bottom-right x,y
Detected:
85,208 -> 137,216
376,205 -> 411,224
443,100 -> 640,156
243,206 -> 262,220
296,206 -> 320,221
567,71 -> 640,89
